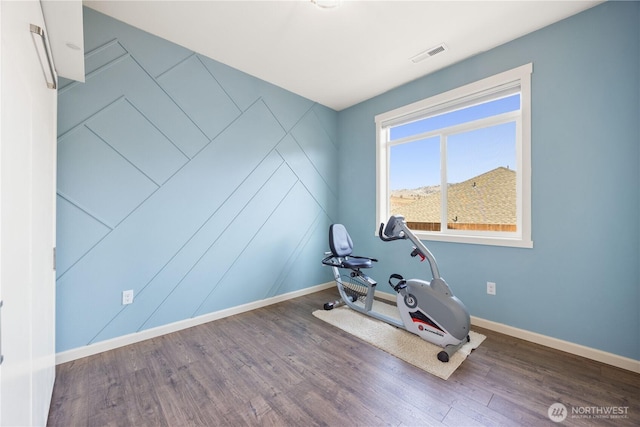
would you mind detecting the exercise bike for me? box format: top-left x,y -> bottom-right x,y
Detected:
321,215 -> 470,362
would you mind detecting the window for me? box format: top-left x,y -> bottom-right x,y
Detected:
375,64 -> 532,248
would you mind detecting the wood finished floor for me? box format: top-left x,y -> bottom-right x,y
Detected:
48,288 -> 640,426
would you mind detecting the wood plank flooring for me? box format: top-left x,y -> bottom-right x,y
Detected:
48,288 -> 640,426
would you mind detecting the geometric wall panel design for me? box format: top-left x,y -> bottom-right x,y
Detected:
90,150 -> 286,343
157,55 -> 241,140
276,134 -> 338,217
56,7 -> 338,353
57,126 -> 158,227
194,181 -> 323,317
84,40 -> 127,75
197,54 -> 315,131
56,195 -> 110,278
86,99 -> 189,185
141,163 -> 300,329
82,6 -> 193,79
197,55 -> 261,112
58,55 -> 210,158
290,111 -> 339,195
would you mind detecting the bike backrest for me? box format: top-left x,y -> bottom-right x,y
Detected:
329,224 -> 353,257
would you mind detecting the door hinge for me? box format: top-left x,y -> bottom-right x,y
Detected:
53,247 -> 56,270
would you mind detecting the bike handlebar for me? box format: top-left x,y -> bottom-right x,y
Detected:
378,215 -> 441,279
378,222 -> 405,242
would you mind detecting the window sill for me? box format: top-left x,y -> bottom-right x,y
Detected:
404,231 -> 533,248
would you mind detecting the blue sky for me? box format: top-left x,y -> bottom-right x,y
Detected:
389,95 -> 518,190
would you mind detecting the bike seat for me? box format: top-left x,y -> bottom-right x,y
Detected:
341,257 -> 373,269
328,224 -> 377,269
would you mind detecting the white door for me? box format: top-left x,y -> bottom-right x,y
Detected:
0,0 -> 57,425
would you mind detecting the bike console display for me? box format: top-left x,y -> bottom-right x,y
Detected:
379,214 -> 406,241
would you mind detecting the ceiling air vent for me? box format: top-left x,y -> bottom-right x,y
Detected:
410,43 -> 448,64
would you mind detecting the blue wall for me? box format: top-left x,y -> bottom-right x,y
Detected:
58,3 -> 639,361
56,8 -> 336,352
339,1 -> 639,360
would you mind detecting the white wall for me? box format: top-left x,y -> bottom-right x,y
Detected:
0,1 -> 57,425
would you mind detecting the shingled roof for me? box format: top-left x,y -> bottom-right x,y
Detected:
394,167 -> 516,226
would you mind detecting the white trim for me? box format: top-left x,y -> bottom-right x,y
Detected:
375,63 -> 533,248
411,232 -> 533,248
375,63 -> 532,127
55,282 -> 335,365
375,124 -> 388,237
374,290 -> 638,373
57,283 -> 639,374
388,111 -> 520,148
471,316 -> 640,374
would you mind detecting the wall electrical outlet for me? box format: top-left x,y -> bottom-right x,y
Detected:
122,289 -> 134,305
487,282 -> 496,296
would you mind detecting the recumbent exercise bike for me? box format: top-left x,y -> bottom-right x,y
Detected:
321,215 -> 470,362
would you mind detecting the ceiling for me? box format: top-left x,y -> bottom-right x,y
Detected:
75,0 -> 602,111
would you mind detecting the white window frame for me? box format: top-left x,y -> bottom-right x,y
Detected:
375,63 -> 533,248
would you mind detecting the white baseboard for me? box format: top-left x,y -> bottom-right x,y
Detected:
374,290 -> 639,373
55,282 -> 335,365
57,283 -> 640,374
470,316 -> 640,374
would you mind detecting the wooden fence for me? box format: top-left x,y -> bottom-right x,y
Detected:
407,221 -> 517,232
